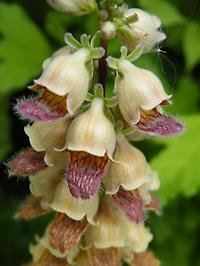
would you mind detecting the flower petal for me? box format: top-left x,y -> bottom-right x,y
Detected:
28,249 -> 69,266
103,135 -> 149,194
136,109 -> 184,136
88,246 -> 120,266
131,251 -> 160,266
112,187 -> 144,224
65,151 -> 108,199
85,199 -> 152,251
145,195 -> 161,214
66,98 -> 116,160
25,116 -> 70,152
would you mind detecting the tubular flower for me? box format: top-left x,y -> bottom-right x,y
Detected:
111,173 -> 160,224
47,0 -> 97,15
85,199 -> 153,252
34,48 -> 92,115
29,153 -> 99,224
25,116 -> 71,152
116,60 -> 184,136
118,8 -> 166,53
64,97 -> 116,199
14,47 -> 73,122
103,135 -> 150,194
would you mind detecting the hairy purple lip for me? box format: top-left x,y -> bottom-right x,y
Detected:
65,151 -> 108,199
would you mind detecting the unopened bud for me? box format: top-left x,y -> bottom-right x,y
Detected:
47,0 -> 97,15
101,21 -> 116,40
118,8 -> 166,53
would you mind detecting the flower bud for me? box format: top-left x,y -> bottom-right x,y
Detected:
101,21 -> 116,40
103,135 -> 150,194
35,48 -> 92,114
118,8 -> 166,53
47,0 -> 97,15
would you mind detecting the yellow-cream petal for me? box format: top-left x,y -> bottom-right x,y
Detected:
66,98 -> 116,160
104,135 -> 149,194
25,116 -> 70,152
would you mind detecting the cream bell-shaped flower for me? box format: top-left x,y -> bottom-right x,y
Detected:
34,48 -> 92,115
85,199 -> 153,252
64,97 -> 116,200
117,60 -> 183,136
14,47 -> 73,123
29,156 -> 99,224
111,171 -> 160,225
118,8 -> 166,53
103,134 -> 149,194
47,0 -> 97,15
25,116 -> 71,152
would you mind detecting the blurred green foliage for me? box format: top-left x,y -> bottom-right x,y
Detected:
0,0 -> 200,265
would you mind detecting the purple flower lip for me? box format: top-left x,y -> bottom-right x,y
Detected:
136,109 -> 184,137
65,151 -> 108,199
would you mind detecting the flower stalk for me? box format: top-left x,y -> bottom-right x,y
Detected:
9,0 -> 184,265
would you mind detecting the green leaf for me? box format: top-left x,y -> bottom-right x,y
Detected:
0,3 -> 52,93
45,10 -> 98,44
150,196 -> 200,266
151,115 -> 200,205
139,0 -> 186,27
0,95 -> 11,160
45,11 -> 73,44
183,22 -> 200,71
168,76 -> 199,114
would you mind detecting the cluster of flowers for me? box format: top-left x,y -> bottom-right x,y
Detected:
9,0 -> 183,265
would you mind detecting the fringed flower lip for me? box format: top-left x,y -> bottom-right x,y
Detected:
111,173 -> 161,224
7,148 -> 47,177
63,98 -> 116,200
112,187 -> 145,224
115,60 -> 184,137
135,107 -> 184,137
14,88 -> 68,122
